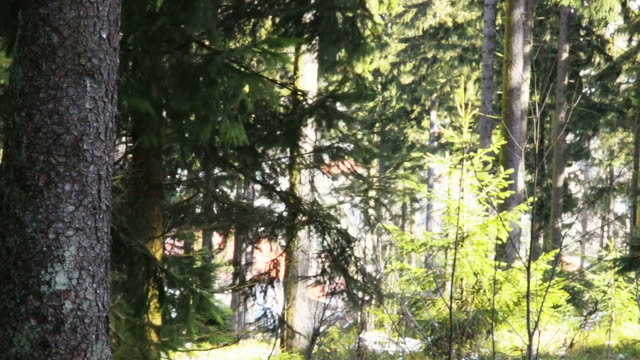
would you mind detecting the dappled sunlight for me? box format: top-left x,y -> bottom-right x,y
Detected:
2,0 -> 640,358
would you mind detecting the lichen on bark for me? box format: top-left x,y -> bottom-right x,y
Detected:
0,1 -> 122,359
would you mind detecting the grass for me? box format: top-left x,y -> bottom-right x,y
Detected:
172,321 -> 640,360
173,339 -> 277,360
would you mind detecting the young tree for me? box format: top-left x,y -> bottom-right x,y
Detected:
0,1 -> 121,358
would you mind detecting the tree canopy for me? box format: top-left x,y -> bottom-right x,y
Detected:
1,1 -> 640,359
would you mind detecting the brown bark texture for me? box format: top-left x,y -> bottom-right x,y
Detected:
479,0 -> 497,149
497,0 -> 526,265
0,1 -> 121,359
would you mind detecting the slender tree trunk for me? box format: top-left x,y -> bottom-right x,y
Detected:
580,209 -> 588,271
377,117 -> 388,270
231,179 -> 254,332
520,0 -> 534,254
425,96 -> 438,268
0,1 -> 121,358
480,0 -> 498,149
522,0 -> 534,128
497,0 -> 526,265
282,44 -> 318,353
606,165 -> 614,251
401,200 -> 408,232
130,130 -> 164,260
0,87 -> 9,150
202,227 -> 215,260
600,165 -> 614,256
355,232 -> 370,360
521,0 -> 534,246
201,159 -> 217,262
531,108 -> 546,261
283,88 -> 304,353
546,6 -> 570,253
202,208 -> 215,262
128,118 -> 165,350
599,212 -> 606,259
630,114 -> 640,253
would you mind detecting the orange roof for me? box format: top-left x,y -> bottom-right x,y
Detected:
320,159 -> 363,175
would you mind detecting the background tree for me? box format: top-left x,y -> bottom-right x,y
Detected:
2,0 -> 640,359
498,0 -> 527,265
479,0 -> 498,149
547,5 -> 571,253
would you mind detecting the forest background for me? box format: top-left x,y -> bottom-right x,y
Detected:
1,0 -> 640,359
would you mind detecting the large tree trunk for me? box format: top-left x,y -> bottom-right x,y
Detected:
0,1 -> 121,358
479,0 -> 498,149
497,0 -> 526,265
546,6 -> 570,253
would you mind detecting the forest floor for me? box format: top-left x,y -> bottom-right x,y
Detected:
173,323 -> 640,360
174,339 -> 275,360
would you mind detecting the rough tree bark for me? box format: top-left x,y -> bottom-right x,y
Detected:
546,5 -> 570,253
479,0 -> 498,149
0,1 -> 121,358
497,0 -> 526,265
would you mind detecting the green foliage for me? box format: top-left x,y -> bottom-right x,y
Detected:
550,0 -> 621,22
270,353 -> 304,360
364,89 -> 576,358
110,0 -> 386,356
0,52 -> 9,87
312,326 -> 357,359
161,252 -> 234,347
1,0 -> 640,358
